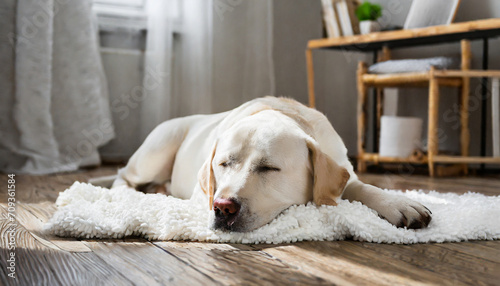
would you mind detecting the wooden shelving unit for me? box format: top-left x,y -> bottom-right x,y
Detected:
305,18 -> 500,176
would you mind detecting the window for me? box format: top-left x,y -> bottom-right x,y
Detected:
93,0 -> 148,30
94,0 -> 145,8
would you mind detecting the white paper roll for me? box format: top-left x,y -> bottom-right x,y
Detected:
379,116 -> 423,158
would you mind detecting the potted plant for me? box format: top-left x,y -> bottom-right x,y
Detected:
355,1 -> 382,34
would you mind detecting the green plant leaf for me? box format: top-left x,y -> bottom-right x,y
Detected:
355,1 -> 382,21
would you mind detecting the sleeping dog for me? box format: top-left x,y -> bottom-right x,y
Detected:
109,97 -> 431,232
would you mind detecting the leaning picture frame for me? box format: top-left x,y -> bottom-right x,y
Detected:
404,0 -> 461,29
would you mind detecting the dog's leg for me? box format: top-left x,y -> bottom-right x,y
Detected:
342,180 -> 432,229
113,117 -> 193,193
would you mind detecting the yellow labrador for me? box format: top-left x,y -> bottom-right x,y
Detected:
111,97 -> 431,232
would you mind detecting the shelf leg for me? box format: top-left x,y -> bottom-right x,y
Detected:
306,48 -> 316,108
357,62 -> 368,172
428,67 -> 440,177
460,39 -> 471,175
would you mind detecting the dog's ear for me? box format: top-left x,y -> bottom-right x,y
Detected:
307,139 -> 350,206
198,142 -> 217,210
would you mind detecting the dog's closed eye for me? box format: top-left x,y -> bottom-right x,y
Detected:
255,165 -> 281,173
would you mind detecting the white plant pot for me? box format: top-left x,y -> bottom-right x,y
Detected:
360,20 -> 381,34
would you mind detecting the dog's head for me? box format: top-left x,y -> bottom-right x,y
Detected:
198,110 -> 350,232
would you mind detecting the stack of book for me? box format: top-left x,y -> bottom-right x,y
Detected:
321,0 -> 360,38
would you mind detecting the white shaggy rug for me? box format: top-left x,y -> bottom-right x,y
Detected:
45,182 -> 500,244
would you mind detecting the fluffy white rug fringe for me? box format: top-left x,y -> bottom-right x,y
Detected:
45,182 -> 500,244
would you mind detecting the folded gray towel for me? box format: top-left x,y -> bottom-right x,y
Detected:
368,56 -> 460,74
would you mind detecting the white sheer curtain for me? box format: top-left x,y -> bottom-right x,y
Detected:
139,0 -> 175,140
139,0 -> 275,140
0,0 -> 113,174
169,0 -> 214,117
140,0 -> 214,140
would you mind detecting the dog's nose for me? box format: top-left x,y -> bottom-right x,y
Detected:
213,198 -> 241,216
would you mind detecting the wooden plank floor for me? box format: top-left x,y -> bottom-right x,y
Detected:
1,166 -> 499,285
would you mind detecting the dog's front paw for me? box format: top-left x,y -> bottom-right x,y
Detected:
377,196 -> 432,229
